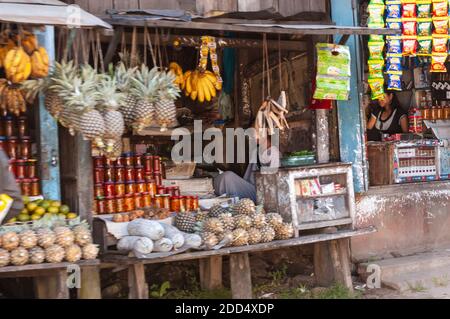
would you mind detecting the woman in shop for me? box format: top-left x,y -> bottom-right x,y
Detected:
0,149 -> 23,223
367,91 -> 409,141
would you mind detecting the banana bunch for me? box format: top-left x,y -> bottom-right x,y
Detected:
0,79 -> 27,116
3,47 -> 32,83
183,69 -> 221,103
30,47 -> 49,78
16,31 -> 38,55
0,39 -> 15,68
169,62 -> 184,88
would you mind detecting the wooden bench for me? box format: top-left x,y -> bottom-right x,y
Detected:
102,227 -> 375,299
0,260 -> 101,299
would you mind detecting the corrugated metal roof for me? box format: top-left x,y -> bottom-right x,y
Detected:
0,1 -> 112,28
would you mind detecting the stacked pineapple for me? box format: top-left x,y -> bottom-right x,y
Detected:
0,222 -> 99,267
195,199 -> 295,249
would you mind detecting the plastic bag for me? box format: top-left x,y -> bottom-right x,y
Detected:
402,3 -> 417,18
417,36 -> 433,55
432,34 -> 448,53
368,59 -> 385,77
368,41 -> 385,59
433,16 -> 448,34
430,53 -> 448,72
368,4 -> 386,27
314,75 -> 350,101
417,18 -> 433,35
402,18 -> 417,36
387,3 -> 402,18
368,78 -> 385,100
387,37 -> 403,54
386,56 -> 404,72
387,73 -> 403,90
316,43 -> 351,76
417,1 -> 432,18
402,36 -> 418,55
433,0 -> 448,17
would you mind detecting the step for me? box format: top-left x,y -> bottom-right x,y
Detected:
382,266 -> 450,293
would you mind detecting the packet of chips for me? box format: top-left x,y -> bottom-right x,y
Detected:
403,36 -> 418,55
386,18 -> 403,32
432,0 -> 448,17
417,36 -> 433,55
402,18 -> 418,35
386,3 -> 402,18
368,4 -> 386,27
417,0 -> 432,18
314,75 -> 350,100
432,34 -> 448,52
368,59 -> 385,77
402,2 -> 417,18
370,35 -> 385,42
417,18 -> 433,35
387,73 -> 403,90
430,52 -> 448,72
387,36 -> 403,53
433,16 -> 448,34
368,78 -> 385,100
386,56 -> 404,72
368,41 -> 385,59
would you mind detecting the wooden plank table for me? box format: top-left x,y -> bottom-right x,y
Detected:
0,260 -> 101,299
103,227 -> 376,299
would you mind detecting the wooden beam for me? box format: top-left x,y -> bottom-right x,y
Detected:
199,256 -> 223,290
229,253 -> 252,299
78,266 -> 102,299
103,26 -> 123,66
338,34 -> 350,45
128,263 -> 149,299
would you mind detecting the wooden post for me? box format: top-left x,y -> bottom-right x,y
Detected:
337,238 -> 353,291
128,263 -> 149,299
313,227 -> 337,286
34,270 -> 69,299
78,266 -> 102,299
316,109 -> 330,163
199,256 -> 223,290
229,253 -> 252,299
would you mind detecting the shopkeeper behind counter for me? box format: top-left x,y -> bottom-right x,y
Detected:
367,91 -> 409,141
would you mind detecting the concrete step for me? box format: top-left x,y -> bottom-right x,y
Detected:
382,266 -> 450,293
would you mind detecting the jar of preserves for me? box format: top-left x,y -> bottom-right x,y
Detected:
116,196 -> 125,212
191,196 -> 199,210
125,182 -> 135,195
124,153 -> 134,166
437,106 -> 443,120
104,166 -> 115,182
445,106 -> 450,120
135,180 -> 146,193
143,154 -> 153,172
124,194 -> 135,212
125,166 -> 135,182
26,159 -> 37,178
146,180 -> 156,196
15,159 -> 26,179
104,182 -> 115,197
6,137 -> 19,159
21,179 -> 31,196
157,185 -> 166,195
105,196 -> 116,214
154,172 -> 162,185
115,183 -> 126,196
185,196 -> 193,211
422,107 -> 431,120
0,136 -> 6,150
93,156 -> 104,167
17,116 -> 28,138
172,186 -> 180,196
153,156 -> 161,172
114,165 -> 125,183
134,193 -> 144,209
154,195 -> 163,208
4,116 -> 14,137
431,106 -> 438,120
96,197 -> 106,214
19,137 -> 31,159
116,156 -> 125,166
104,157 -> 115,167
94,184 -> 104,198
135,165 -> 145,181
30,178 -> 40,196
161,194 -> 170,209
180,196 -> 187,211
145,173 -> 154,182
142,192 -> 152,207
170,196 -> 182,212
134,155 -> 143,167
94,167 -> 105,184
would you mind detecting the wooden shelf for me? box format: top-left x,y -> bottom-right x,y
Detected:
297,188 -> 347,200
133,126 -> 222,137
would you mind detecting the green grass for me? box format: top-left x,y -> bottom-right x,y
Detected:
432,276 -> 449,288
407,282 -> 427,293
163,288 -> 232,299
313,284 -> 362,299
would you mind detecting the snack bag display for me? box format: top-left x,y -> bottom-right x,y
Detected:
432,16 -> 448,34
368,78 -> 385,100
368,3 -> 386,27
430,52 -> 448,72
386,56 -> 404,72
432,0 -> 448,17
368,59 -> 385,77
387,36 -> 403,53
417,0 -> 432,18
417,36 -> 433,55
402,2 -> 417,18
403,36 -> 418,55
387,3 -> 402,18
314,75 -> 351,101
387,73 -> 403,90
417,18 -> 433,35
432,34 -> 448,52
368,41 -> 385,59
402,18 -> 418,35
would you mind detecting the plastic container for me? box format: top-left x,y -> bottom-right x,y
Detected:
280,155 -> 316,167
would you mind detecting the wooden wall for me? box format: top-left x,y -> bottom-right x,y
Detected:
68,0 -> 328,17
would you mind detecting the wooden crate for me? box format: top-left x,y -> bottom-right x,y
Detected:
367,142 -> 395,186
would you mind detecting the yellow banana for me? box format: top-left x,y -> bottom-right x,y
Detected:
197,78 -> 205,103
185,73 -> 192,95
203,76 -> 217,99
204,71 -> 218,84
190,70 -> 199,92
190,90 -> 198,101
199,77 -> 211,102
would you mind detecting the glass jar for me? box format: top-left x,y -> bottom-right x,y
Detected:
143,154 -> 153,172
104,166 -> 115,183
157,185 -> 166,195
142,192 -> 152,208
146,180 -> 156,197
104,157 -> 115,167
125,166 -> 135,182
134,155 -> 143,167
26,159 -> 37,178
124,153 -> 134,166
170,196 -> 182,212
125,182 -> 135,195
6,137 -> 19,159
185,196 -> 193,211
0,136 -> 6,151
422,108 -> 431,120
116,196 -> 125,212
135,165 -> 145,181
445,107 -> 450,120
116,156 -> 126,166
135,180 -> 146,193
96,197 -> 106,214
115,183 -> 126,197
153,156 -> 161,172
21,179 -> 31,196
191,196 -> 199,210
114,165 -> 125,183
17,116 -> 27,138
30,178 -> 40,196
94,167 -> 105,184
145,173 -> 154,182
19,137 -> 31,159
134,194 -> 143,209
4,116 -> 14,137
104,182 -> 115,197
105,196 -> 116,214
168,186 -> 180,196
431,106 -> 438,120
93,156 -> 104,167
154,172 -> 162,185
94,184 -> 104,198
124,194 -> 135,212
154,195 -> 163,208
161,194 -> 170,209
180,196 -> 187,211
15,159 -> 26,179
437,106 -> 443,120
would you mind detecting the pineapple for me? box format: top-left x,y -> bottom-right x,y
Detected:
251,213 -> 267,229
36,228 -> 56,248
260,226 -> 275,243
154,70 -> 180,131
202,218 -> 224,234
201,232 -> 218,249
255,205 -> 266,215
232,198 -> 256,215
29,247 -> 45,264
19,230 -> 37,249
195,210 -> 209,223
82,244 -> 99,260
209,204 -> 228,218
73,223 -> 93,247
104,139 -> 123,161
45,244 -> 65,263
10,247 -> 29,265
275,223 -> 294,240
266,213 -> 283,229
2,232 -> 19,251
65,244 -> 82,262
54,226 -> 75,248
0,249 -> 10,267
234,215 -> 252,230
232,229 -> 249,246
218,213 -> 234,232
175,212 -> 196,233
247,227 -> 262,245
114,61 -> 138,129
217,231 -> 233,245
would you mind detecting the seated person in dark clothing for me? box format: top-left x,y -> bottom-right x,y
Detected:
367,92 -> 408,141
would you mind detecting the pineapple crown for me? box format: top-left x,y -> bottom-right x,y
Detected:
129,64 -> 160,102
113,61 -> 137,93
96,74 -> 125,111
156,70 -> 181,101
56,75 -> 101,113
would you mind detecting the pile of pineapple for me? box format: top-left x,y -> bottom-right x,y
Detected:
0,222 -> 99,267
174,198 -> 294,249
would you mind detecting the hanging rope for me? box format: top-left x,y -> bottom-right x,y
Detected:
130,26 -> 138,67
96,30 -> 104,72
278,34 -> 283,91
144,23 -> 157,67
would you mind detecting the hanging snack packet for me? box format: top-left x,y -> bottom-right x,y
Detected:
417,36 -> 433,55
430,52 -> 448,72
370,0 -> 385,3
370,34 -> 385,42
433,16 -> 448,34
368,78 -> 385,100
432,34 -> 448,52
368,41 -> 385,59
402,18 -> 418,35
368,4 -> 386,27
386,56 -> 404,72
314,75 -> 350,101
387,36 -> 403,54
368,59 -> 385,77
417,0 -> 432,18
403,36 -> 418,55
387,3 -> 402,18
387,73 -> 403,90
386,18 -> 403,32
417,18 -> 433,35
432,0 -> 448,16
402,2 -> 417,18
316,43 -> 351,76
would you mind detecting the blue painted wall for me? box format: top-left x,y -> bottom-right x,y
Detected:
35,26 -> 61,200
330,0 -> 368,192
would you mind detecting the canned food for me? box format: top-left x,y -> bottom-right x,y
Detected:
104,182 -> 115,197
105,196 -> 116,214
125,182 -> 135,195
115,183 -> 126,196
